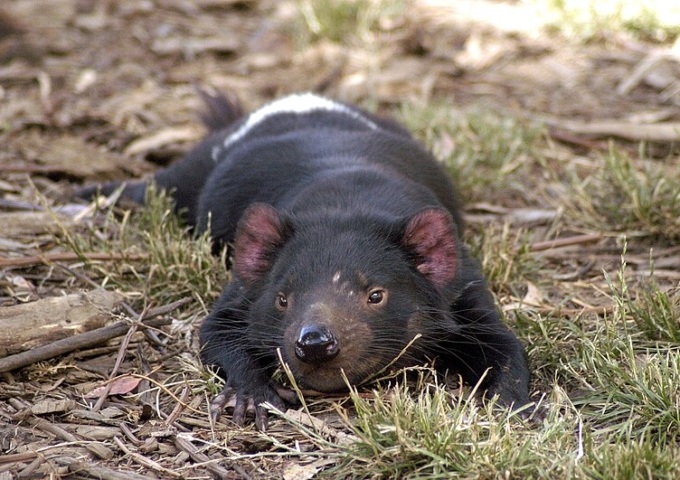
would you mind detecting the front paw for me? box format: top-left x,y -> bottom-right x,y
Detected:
209,383 -> 296,431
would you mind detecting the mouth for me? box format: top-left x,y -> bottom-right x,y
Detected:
288,359 -> 353,392
298,367 -> 351,392
282,349 -> 385,393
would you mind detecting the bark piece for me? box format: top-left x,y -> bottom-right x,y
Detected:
0,289 -> 122,356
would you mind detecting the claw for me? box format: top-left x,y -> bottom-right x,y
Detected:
255,405 -> 269,432
209,382 -> 290,430
232,396 -> 248,426
246,397 -> 257,416
209,390 -> 231,422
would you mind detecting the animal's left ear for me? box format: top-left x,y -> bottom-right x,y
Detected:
402,208 -> 458,289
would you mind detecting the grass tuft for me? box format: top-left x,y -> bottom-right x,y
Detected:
295,0 -> 406,46
397,102 -> 545,205
467,222 -> 540,297
59,186 -> 226,310
321,377 -> 582,479
583,440 -> 680,480
597,147 -> 680,241
536,0 -> 680,43
562,247 -> 680,444
629,279 -> 680,343
543,143 -> 680,242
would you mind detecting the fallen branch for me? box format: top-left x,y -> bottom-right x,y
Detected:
0,290 -> 122,355
0,451 -> 40,464
0,251 -> 147,268
0,298 -> 191,373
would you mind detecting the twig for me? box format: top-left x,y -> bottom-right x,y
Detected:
0,165 -> 66,173
174,435 -> 242,480
530,234 -> 602,252
93,305 -> 150,411
140,298 -> 193,318
503,304 -> 612,317
166,386 -> 191,425
0,251 -> 147,268
31,417 -> 114,460
545,119 -> 680,142
617,52 -> 676,95
113,436 -> 183,478
548,128 -> 607,151
0,451 -> 39,464
60,458 -> 152,480
0,298 -> 191,373
0,198 -> 43,210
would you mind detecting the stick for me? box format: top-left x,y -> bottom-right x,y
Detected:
529,234 -> 602,252
93,305 -> 149,412
113,436 -> 183,478
0,251 -> 147,268
548,128 -> 607,150
0,298 -> 191,373
31,417 -> 114,460
62,458 -> 152,480
174,435 -> 239,480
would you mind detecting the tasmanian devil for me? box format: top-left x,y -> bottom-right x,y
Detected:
80,91 -> 531,430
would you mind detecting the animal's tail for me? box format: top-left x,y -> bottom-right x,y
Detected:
195,86 -> 245,132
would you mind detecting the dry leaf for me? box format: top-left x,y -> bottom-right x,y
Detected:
523,281 -> 545,307
283,459 -> 337,480
85,376 -> 143,399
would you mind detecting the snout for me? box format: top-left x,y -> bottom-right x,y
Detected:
282,299 -> 376,392
295,324 -> 339,364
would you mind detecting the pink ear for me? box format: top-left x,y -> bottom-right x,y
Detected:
403,208 -> 458,289
234,204 -> 287,284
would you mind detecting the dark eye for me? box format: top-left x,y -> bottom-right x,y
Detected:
277,293 -> 288,309
368,290 -> 386,305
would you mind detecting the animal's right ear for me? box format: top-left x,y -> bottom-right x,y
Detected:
234,203 -> 289,284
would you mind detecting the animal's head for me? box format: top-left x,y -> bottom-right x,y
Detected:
233,203 -> 461,392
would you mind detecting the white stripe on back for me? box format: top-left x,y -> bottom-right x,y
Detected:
221,93 -> 378,152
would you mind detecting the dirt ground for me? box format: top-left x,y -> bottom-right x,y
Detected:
1,0 -> 679,478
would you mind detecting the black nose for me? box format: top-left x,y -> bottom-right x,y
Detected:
295,325 -> 339,365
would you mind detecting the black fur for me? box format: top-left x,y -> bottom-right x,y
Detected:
80,93 -> 531,430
